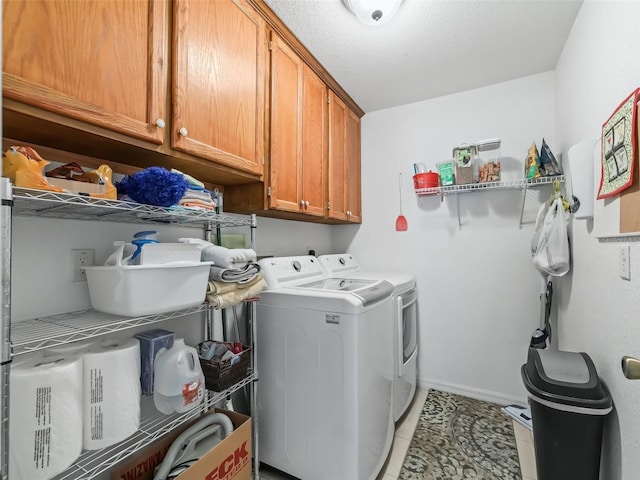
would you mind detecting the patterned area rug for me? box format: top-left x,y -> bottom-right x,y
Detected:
400,390 -> 521,479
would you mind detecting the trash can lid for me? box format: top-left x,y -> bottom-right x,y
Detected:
521,348 -> 612,411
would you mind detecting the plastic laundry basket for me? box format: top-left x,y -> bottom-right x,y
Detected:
521,348 -> 612,480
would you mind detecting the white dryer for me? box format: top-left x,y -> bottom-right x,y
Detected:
257,256 -> 395,480
318,254 -> 418,422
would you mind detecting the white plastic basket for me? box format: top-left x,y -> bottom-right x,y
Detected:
84,262 -> 213,316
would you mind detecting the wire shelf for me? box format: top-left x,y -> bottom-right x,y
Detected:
51,373 -> 256,480
414,175 -> 564,197
11,305 -> 210,355
11,188 -> 252,228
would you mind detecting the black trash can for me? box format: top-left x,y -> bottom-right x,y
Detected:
521,348 -> 612,480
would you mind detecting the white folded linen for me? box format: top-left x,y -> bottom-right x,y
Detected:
209,263 -> 261,284
178,238 -> 257,268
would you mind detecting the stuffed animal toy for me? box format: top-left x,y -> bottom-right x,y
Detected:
116,166 -> 189,207
2,146 -> 64,192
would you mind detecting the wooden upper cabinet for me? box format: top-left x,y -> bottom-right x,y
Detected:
268,34 -> 326,217
300,64 -> 327,217
2,0 -> 167,144
328,91 -> 361,223
172,0 -> 266,176
269,34 -> 303,212
345,110 -> 362,222
328,91 -> 348,221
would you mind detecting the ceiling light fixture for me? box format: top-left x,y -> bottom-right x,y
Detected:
342,0 -> 404,26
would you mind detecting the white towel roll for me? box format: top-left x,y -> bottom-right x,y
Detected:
82,338 -> 141,450
10,354 -> 83,480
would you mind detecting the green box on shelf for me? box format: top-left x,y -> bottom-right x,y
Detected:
437,161 -> 454,186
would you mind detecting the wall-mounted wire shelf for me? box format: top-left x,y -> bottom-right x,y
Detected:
51,373 -> 256,480
414,175 -> 564,197
11,305 -> 210,356
414,176 -> 565,229
11,187 -> 252,228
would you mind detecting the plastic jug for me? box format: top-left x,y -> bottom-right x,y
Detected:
153,339 -> 205,414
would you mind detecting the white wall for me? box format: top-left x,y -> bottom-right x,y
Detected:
333,71 -> 558,405
253,217 -> 333,258
554,1 -> 640,478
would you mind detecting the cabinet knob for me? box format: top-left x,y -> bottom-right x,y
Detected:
347,210 -> 351,216
305,201 -> 309,208
179,127 -> 188,137
156,118 -> 166,128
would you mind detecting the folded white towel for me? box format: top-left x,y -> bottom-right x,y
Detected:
178,238 -> 257,268
209,263 -> 261,284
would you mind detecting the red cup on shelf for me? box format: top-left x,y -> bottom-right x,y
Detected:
413,172 -> 439,189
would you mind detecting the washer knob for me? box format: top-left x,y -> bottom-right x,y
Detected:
292,260 -> 302,272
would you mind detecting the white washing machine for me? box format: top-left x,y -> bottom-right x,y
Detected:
318,253 -> 418,422
257,256 -> 395,480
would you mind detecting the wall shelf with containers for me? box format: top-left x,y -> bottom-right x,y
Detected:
0,183 -> 260,479
414,175 -> 565,229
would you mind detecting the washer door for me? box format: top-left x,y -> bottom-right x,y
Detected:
397,288 -> 418,377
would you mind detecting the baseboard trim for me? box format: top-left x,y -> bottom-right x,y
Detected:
418,377 -> 528,407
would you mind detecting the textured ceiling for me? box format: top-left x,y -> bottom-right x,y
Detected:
264,0 -> 583,113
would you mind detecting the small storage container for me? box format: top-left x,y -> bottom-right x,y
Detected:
199,342 -> 252,391
521,348 -> 612,480
413,171 -> 439,189
135,329 -> 175,395
84,261 -> 212,316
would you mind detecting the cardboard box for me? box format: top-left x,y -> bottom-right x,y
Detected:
111,409 -> 251,480
47,177 -> 107,195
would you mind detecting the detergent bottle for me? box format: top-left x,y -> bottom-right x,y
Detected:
153,339 -> 205,414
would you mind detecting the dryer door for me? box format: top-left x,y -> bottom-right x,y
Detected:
397,287 -> 418,377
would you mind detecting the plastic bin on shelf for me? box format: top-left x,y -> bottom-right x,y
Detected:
412,172 -> 439,189
521,348 -> 612,480
84,261 -> 212,316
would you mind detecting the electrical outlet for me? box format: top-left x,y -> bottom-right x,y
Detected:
71,249 -> 95,282
620,246 -> 631,281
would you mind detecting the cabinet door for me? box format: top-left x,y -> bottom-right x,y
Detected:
2,0 -> 167,144
328,91 -> 361,223
345,109 -> 362,222
268,34 -> 303,212
327,91 -> 348,221
300,65 -> 327,217
172,0 -> 266,176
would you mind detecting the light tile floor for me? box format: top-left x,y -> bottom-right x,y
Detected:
258,389 -> 536,480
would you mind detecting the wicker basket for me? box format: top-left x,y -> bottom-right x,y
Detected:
199,343 -> 251,391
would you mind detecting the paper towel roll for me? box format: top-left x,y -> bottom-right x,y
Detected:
10,354 -> 83,480
44,339 -> 98,356
567,139 -> 597,219
82,337 -> 141,450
